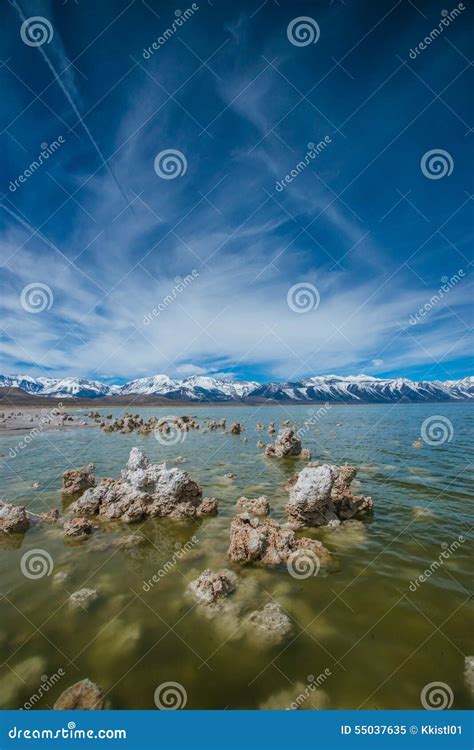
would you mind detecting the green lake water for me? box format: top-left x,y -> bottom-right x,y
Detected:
0,403 -> 472,710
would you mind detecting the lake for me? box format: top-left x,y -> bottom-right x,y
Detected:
0,402 -> 472,710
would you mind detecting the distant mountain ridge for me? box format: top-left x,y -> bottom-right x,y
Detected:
1,373 -> 473,403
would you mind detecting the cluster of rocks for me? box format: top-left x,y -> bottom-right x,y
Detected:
227,513 -> 331,567
97,413 -> 200,436
265,428 -> 311,460
286,464 -> 372,527
236,496 -> 270,516
205,418 -> 226,430
68,448 -> 217,522
187,568 -> 293,644
62,464 -> 96,496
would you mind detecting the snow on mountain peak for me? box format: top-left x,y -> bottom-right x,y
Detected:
0,373 -> 472,403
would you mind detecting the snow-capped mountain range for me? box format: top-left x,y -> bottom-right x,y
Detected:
1,373 -> 473,403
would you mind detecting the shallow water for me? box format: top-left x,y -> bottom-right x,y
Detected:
1,403 -> 472,710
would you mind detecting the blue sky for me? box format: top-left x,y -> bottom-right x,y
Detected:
0,0 -> 472,384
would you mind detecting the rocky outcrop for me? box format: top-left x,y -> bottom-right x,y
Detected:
227,513 -> 331,567
197,497 -> 218,517
265,428 -> 302,458
63,517 -> 94,541
229,422 -> 243,435
69,588 -> 99,610
188,569 -> 238,606
246,602 -> 293,644
286,465 -> 372,527
70,448 -> 216,522
236,496 -> 270,516
62,465 -> 96,496
54,679 -> 105,709
0,501 -> 30,534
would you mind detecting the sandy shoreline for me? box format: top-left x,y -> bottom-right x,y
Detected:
0,407 -> 92,434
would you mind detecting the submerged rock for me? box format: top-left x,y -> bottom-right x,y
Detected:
265,428 -> 302,458
62,465 -> 95,496
227,513 -> 331,568
0,500 -> 30,534
286,465 -> 372,527
246,601 -> 293,644
69,588 -> 99,610
63,517 -> 94,541
54,678 -> 105,709
197,497 -> 218,517
236,496 -> 270,516
188,568 -> 238,606
70,449 -> 216,522
39,509 -> 60,524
